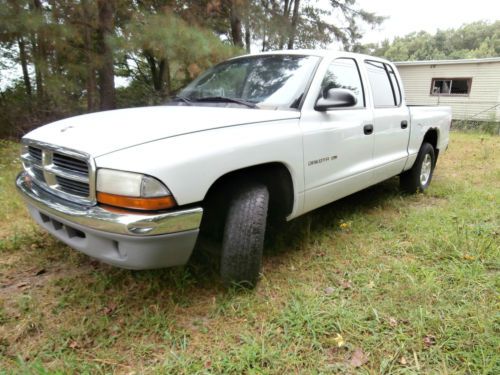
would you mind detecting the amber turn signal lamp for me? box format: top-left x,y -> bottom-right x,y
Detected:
97,192 -> 176,211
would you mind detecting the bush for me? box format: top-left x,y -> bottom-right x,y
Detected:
452,116 -> 500,135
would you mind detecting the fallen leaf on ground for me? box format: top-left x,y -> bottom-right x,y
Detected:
103,303 -> 117,316
349,348 -> 368,367
423,335 -> 436,347
340,279 -> 352,289
339,222 -> 351,230
388,317 -> 398,327
324,287 -> 335,295
463,254 -> 475,261
68,340 -> 79,349
334,333 -> 345,347
35,268 -> 46,276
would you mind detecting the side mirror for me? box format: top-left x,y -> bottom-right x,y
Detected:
315,88 -> 357,111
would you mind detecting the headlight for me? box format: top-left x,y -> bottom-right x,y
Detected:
96,169 -> 176,211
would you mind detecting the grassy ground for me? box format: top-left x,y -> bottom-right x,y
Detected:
0,133 -> 498,374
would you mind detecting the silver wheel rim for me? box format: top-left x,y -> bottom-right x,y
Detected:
420,154 -> 432,186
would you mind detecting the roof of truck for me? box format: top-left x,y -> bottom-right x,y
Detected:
234,49 -> 393,64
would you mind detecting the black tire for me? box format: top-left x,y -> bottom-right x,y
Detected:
400,142 -> 436,193
220,183 -> 269,288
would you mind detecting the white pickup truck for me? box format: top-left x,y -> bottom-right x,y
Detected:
17,50 -> 451,287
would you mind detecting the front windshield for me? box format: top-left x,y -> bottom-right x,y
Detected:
178,55 -> 320,109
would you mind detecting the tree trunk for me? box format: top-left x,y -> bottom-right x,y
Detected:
82,0 -> 97,112
279,0 -> 291,49
30,35 -> 44,100
244,17 -> 251,53
32,0 -> 45,100
287,0 -> 300,49
229,0 -> 244,48
17,38 -> 32,97
145,53 -> 171,99
6,1 -> 32,97
161,57 -> 171,98
97,0 -> 116,110
86,66 -> 98,112
145,52 -> 161,91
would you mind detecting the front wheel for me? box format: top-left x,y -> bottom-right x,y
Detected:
220,182 -> 269,288
400,142 -> 436,193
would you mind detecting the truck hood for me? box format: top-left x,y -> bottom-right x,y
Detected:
24,106 -> 300,157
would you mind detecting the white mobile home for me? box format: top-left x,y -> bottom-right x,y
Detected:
395,57 -> 500,122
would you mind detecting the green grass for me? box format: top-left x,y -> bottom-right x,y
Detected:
0,133 -> 498,374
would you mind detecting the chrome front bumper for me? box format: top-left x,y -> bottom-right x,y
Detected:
16,172 -> 202,236
16,172 -> 203,269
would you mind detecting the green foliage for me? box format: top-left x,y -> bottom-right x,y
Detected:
122,11 -> 234,63
116,8 -> 241,98
368,21 -> 500,61
0,0 -> 387,138
452,114 -> 500,135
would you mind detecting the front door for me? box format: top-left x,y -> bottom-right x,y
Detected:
301,57 -> 375,213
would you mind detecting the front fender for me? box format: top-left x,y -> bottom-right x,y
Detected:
94,119 -> 304,214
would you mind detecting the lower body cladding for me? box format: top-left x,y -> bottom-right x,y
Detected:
16,172 -> 203,270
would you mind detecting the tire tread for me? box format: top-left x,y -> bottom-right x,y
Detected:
220,183 -> 269,287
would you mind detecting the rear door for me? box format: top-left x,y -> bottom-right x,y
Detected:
364,60 -> 410,182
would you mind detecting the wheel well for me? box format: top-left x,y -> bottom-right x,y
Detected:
423,128 -> 438,149
202,162 -> 294,224
423,128 -> 439,162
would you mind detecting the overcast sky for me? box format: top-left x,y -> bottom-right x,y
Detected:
354,0 -> 499,43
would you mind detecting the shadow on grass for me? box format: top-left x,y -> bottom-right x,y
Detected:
17,177 -> 405,312
188,177 -> 403,288
266,177 -> 402,255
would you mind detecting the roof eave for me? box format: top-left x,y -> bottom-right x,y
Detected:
395,57 -> 500,66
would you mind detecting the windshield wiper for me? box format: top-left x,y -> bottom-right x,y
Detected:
193,96 -> 258,108
171,95 -> 193,105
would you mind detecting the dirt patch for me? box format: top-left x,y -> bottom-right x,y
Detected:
408,195 -> 447,210
0,264 -> 87,299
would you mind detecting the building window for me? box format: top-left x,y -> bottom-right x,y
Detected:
431,78 -> 472,96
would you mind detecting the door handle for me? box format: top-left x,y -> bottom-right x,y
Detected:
401,120 -> 408,129
363,124 -> 373,135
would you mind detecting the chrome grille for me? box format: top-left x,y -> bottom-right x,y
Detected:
21,140 -> 95,205
55,176 -> 90,197
28,146 -> 42,162
53,153 -> 88,175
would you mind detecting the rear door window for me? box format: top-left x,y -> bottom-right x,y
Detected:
386,64 -> 402,106
365,60 -> 400,107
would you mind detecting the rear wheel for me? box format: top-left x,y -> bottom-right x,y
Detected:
220,183 -> 269,288
400,142 -> 436,193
